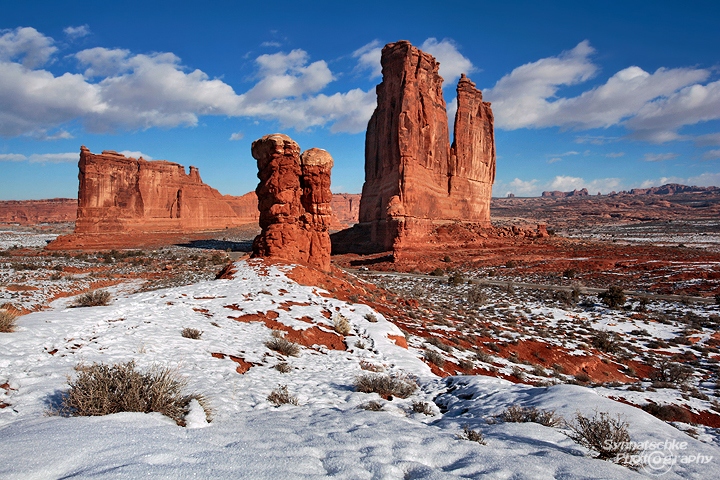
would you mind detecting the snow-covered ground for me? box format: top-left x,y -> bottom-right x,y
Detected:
1,260 -> 718,478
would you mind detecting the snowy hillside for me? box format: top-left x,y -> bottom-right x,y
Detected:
1,259 -> 718,478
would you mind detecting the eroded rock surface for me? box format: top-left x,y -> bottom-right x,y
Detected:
251,134 -> 334,271
357,41 -> 496,252
47,147 -> 258,249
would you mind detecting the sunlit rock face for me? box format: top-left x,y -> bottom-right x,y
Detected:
251,134 -> 334,271
359,41 -> 496,251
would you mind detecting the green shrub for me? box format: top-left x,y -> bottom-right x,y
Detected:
60,361 -> 206,426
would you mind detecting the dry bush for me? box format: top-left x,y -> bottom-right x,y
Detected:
467,286 -> 488,306
333,313 -> 352,335
651,358 -> 694,386
364,312 -> 378,323
267,384 -> 298,406
274,362 -> 292,373
458,425 -> 486,444
181,328 -> 202,340
354,372 -> 417,399
359,400 -> 384,411
0,310 -> 18,333
72,290 -> 111,307
499,405 -> 564,427
265,332 -> 300,357
591,330 -> 621,354
60,361 -> 205,426
426,336 -> 452,352
424,349 -> 445,367
411,400 -> 434,416
359,360 -> 384,372
598,286 -> 626,309
642,403 -> 692,423
566,411 -> 639,464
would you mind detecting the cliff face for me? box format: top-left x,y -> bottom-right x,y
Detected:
251,134 -> 334,271
74,146 -> 256,234
358,41 -> 496,251
0,199 -> 76,225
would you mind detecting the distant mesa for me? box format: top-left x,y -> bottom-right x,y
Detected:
251,134 -> 334,271
0,198 -> 76,225
336,40 -> 496,254
47,147 -> 259,250
541,188 -> 589,198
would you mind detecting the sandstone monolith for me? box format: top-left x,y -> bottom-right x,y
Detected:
251,134 -> 333,271
357,40 -> 496,251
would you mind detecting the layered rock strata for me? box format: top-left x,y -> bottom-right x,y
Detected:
251,134 -> 334,271
47,147 -> 258,249
357,41 -> 496,251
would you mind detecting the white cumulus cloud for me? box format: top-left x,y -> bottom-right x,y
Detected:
0,27 -> 57,68
420,38 -> 474,87
352,40 -> 382,79
64,25 -> 90,39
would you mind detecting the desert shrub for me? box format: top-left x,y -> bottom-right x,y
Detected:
563,268 -> 577,279
364,312 -> 378,323
442,255 -> 452,263
642,403 -> 692,423
499,405 -> 564,427
429,267 -> 444,277
426,336 -> 452,352
598,286 -> 626,309
332,313 -> 352,335
181,328 -> 202,340
591,330 -> 620,354
475,350 -> 493,363
411,400 -> 434,416
566,411 -> 639,463
60,361 -> 205,426
274,362 -> 292,373
267,385 -> 298,406
354,372 -> 417,399
0,309 -> 18,333
467,286 -> 488,306
574,372 -> 591,383
448,273 -> 465,286
715,294 -> 720,305
424,349 -> 445,367
359,400 -> 384,411
72,290 -> 111,307
458,359 -> 474,371
359,360 -> 384,372
265,332 -> 300,357
651,359 -> 694,385
458,425 -> 486,444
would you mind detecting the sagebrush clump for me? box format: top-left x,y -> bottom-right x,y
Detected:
265,331 -> 301,356
0,309 -> 18,333
267,384 -> 299,406
566,411 -> 639,464
499,405 -> 564,427
354,372 -> 417,399
72,290 -> 112,307
60,361 -> 206,426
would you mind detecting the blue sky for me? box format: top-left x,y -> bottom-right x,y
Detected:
1,0 -> 719,199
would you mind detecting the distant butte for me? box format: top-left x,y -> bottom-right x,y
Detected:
340,40 -> 496,253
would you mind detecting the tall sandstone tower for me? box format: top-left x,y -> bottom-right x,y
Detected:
358,41 -> 495,251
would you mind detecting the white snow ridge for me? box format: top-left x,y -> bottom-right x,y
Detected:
0,259 -> 717,479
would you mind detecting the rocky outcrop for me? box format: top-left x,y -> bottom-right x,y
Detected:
357,41 -> 496,251
251,134 -> 334,271
541,188 -> 589,198
0,199 -> 76,225
47,147 -> 258,249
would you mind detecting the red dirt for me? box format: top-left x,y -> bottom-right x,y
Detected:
211,352 -> 257,374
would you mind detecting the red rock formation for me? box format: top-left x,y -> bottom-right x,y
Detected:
357,41 -> 496,251
47,147 -> 258,250
251,134 -> 334,271
330,194 -> 360,228
0,199 -> 76,225
541,188 -> 589,198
